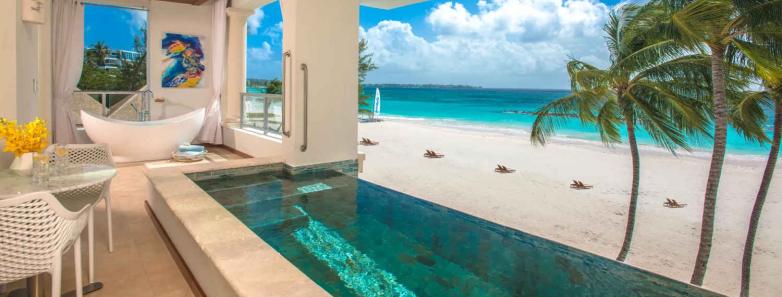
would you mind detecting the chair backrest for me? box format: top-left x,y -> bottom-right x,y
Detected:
0,192 -> 87,284
64,144 -> 115,167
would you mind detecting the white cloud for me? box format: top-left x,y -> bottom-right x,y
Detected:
248,42 -> 273,61
363,0 -> 611,88
248,8 -> 264,35
263,21 -> 283,42
126,10 -> 146,33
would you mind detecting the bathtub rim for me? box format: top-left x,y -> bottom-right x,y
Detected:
80,108 -> 206,126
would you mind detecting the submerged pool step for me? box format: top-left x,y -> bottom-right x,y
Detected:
206,174 -> 355,209
227,201 -> 310,230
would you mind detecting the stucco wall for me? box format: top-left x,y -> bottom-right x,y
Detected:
88,0 -> 215,121
0,0 -> 50,168
280,0 -> 360,166
0,0 -> 19,167
147,0 -> 214,121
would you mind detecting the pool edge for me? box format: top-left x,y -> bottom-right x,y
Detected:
144,157 -> 331,297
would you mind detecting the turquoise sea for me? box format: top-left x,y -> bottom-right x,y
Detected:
364,86 -> 774,156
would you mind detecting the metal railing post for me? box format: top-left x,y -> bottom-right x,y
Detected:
263,95 -> 270,135
240,93 -> 246,129
101,93 -> 108,116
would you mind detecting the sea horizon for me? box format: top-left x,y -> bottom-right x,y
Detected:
362,85 -> 775,157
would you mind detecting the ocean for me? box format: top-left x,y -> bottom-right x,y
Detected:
363,86 -> 774,156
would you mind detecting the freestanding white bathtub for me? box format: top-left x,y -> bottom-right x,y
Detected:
81,108 -> 206,163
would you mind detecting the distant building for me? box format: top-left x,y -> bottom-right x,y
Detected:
85,47 -> 142,70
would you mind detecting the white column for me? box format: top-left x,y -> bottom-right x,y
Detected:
280,0 -> 359,166
224,7 -> 254,123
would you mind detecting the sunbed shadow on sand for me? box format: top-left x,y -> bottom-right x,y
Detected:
424,150 -> 445,158
664,198 -> 687,208
495,164 -> 516,174
360,137 -> 379,146
570,180 -> 593,190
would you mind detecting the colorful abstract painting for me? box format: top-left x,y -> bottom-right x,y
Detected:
161,33 -> 205,88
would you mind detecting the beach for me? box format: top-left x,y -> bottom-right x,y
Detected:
358,119 -> 782,297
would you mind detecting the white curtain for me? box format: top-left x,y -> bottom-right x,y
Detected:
52,0 -> 84,144
198,0 -> 228,144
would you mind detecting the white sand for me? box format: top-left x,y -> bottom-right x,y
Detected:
358,119 -> 782,297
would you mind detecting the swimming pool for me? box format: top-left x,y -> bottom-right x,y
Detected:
193,168 -> 721,297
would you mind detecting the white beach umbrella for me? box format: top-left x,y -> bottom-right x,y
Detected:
373,88 -> 381,118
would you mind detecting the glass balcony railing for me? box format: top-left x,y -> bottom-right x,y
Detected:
241,93 -> 283,138
71,90 -> 152,122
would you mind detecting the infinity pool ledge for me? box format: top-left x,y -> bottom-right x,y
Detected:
145,157 -> 330,297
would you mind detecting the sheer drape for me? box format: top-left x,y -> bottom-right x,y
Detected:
52,0 -> 84,144
198,0 -> 228,144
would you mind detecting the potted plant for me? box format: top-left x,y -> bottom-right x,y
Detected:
0,118 -> 49,172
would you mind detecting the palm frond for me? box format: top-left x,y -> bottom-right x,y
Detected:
595,100 -> 624,145
530,94 -> 604,145
567,60 -> 606,91
626,92 -> 691,153
731,38 -> 782,88
671,0 -> 734,45
619,40 -> 691,78
733,0 -> 782,33
730,90 -> 772,143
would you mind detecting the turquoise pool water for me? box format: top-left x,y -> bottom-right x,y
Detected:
194,169 -> 722,297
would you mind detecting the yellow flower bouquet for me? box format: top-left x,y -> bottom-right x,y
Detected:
0,118 -> 49,157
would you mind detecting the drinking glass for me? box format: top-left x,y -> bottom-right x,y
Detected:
54,145 -> 69,175
32,153 -> 50,185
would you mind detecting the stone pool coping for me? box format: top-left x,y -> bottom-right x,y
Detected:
145,157 -> 330,297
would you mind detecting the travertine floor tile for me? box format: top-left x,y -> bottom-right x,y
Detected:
2,146 -> 245,297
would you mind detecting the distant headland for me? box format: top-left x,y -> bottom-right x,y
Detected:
364,83 -> 482,89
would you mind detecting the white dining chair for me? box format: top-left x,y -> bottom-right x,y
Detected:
54,144 -> 116,286
0,192 -> 90,297
61,144 -> 116,252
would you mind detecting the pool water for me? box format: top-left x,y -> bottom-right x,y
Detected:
194,169 -> 721,297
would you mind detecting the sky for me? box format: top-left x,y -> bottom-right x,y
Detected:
247,0 -> 624,89
85,0 -> 624,89
84,4 -> 147,51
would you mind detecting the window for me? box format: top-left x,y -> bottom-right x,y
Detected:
76,3 -> 148,120
241,2 -> 284,137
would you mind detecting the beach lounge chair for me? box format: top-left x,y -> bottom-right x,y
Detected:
360,137 -> 379,146
664,198 -> 687,208
495,164 -> 516,173
424,150 -> 445,158
570,180 -> 593,190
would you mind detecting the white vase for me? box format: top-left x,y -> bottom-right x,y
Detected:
9,152 -> 34,173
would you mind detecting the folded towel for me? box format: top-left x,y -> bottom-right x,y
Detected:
175,151 -> 206,157
178,144 -> 205,153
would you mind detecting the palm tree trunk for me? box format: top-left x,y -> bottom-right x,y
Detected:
691,46 -> 729,286
740,100 -> 781,297
617,114 -> 641,262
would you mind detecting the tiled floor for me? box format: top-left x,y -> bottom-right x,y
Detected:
2,146 -> 246,297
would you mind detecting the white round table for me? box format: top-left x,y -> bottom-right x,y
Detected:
0,164 -> 117,199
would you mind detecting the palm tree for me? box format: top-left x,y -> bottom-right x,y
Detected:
89,41 -> 110,67
661,0 -> 781,284
531,4 -> 712,262
730,34 -> 782,297
358,38 -> 378,117
735,90 -> 780,297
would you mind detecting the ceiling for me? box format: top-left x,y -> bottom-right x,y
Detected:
361,0 -> 427,9
166,0 -> 427,9
156,0 -> 211,5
